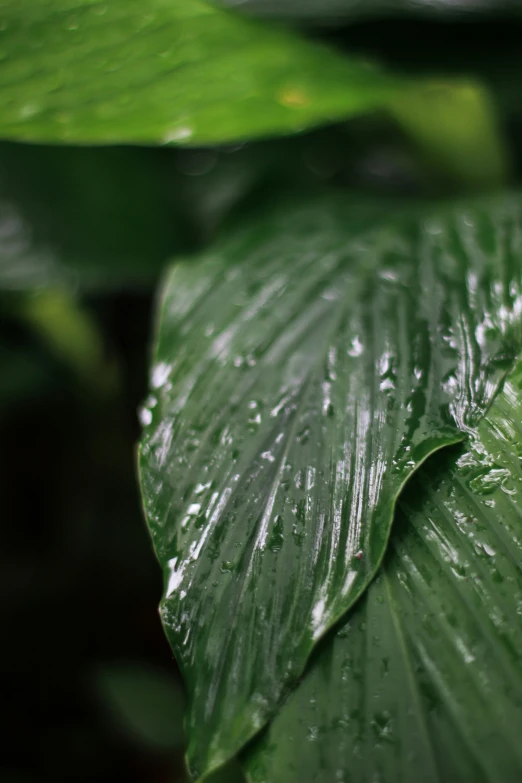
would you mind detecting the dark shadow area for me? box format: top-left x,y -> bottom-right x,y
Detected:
1,293 -> 188,782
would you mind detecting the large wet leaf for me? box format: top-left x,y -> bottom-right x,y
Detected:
243,360 -> 522,783
139,191 -> 522,779
220,0 -> 520,25
0,0 -> 400,146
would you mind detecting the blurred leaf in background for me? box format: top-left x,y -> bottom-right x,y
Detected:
95,663 -> 186,753
0,0 -> 401,145
0,144 -> 184,290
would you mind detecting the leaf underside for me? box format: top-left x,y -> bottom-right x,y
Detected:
139,191 -> 522,780
0,0 -> 399,145
243,361 -> 522,783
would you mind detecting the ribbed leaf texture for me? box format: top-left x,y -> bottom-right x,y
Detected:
139,191 -> 522,779
244,360 -> 522,782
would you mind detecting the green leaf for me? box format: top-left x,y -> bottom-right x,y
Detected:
16,289 -> 117,395
0,0 -> 400,146
0,314 -> 62,409
390,81 -> 507,190
0,143 -> 182,290
207,760 -> 247,783
335,20 -> 522,124
95,662 -> 186,753
219,0 -> 520,25
243,360 -> 522,783
0,291 -> 112,408
139,190 -> 522,780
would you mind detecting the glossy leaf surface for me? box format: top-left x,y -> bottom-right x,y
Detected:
244,361 -> 522,783
0,0 -> 399,145
220,0 -> 520,25
139,191 -> 522,779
